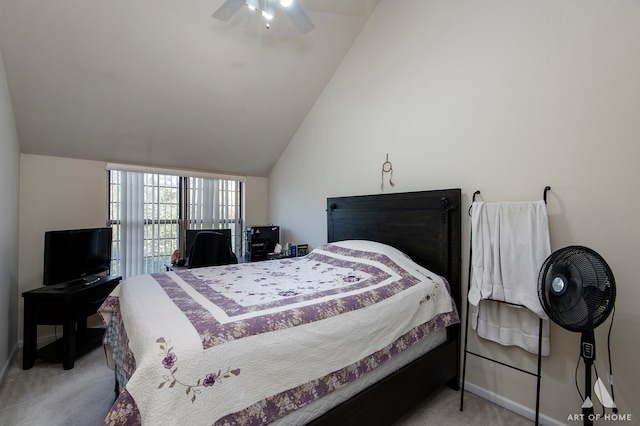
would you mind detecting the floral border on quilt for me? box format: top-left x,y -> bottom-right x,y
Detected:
214,309 -> 460,425
103,389 -> 141,426
151,245 -> 434,350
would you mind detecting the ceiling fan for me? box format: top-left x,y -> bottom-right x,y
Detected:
212,0 -> 315,33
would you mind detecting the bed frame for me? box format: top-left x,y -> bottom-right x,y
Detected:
310,189 -> 462,425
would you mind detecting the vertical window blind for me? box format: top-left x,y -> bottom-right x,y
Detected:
107,164 -> 244,278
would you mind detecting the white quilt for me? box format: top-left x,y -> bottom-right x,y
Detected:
99,240 -> 459,425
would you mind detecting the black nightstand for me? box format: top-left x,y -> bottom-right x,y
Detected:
22,275 -> 121,370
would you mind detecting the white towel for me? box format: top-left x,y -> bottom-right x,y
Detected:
468,200 -> 551,355
470,302 -> 550,355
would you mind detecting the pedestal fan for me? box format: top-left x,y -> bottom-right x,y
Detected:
538,246 -> 616,426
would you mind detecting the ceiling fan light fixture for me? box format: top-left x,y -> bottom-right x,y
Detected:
246,0 -> 259,11
212,0 -> 314,33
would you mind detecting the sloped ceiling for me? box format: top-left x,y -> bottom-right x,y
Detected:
0,0 -> 380,177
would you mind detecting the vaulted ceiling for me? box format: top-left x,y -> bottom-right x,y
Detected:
0,0 -> 380,176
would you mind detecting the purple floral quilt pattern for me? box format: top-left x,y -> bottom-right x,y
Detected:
151,245 -> 428,350
101,242 -> 460,426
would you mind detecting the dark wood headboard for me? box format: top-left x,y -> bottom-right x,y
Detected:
314,189 -> 462,425
326,189 -> 462,314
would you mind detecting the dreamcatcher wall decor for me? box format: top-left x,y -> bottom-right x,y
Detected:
381,154 -> 395,190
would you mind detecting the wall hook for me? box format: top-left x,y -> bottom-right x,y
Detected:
543,186 -> 551,204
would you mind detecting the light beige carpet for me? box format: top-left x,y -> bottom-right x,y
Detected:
0,347 -> 113,426
394,386 -> 532,426
0,347 -> 532,425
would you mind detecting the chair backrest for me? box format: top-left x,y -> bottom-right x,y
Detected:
188,231 -> 238,268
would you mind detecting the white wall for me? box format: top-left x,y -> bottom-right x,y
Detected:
18,155 -> 110,339
0,45 -> 20,378
269,0 -> 640,423
17,154 -> 269,340
244,176 -> 269,227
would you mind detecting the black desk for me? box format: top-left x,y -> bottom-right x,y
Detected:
164,262 -> 187,272
22,275 -> 121,370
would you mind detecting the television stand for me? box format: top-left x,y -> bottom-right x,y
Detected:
22,275 -> 122,370
66,276 -> 101,287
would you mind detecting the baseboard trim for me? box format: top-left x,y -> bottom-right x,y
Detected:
463,382 -> 566,426
0,342 -> 19,386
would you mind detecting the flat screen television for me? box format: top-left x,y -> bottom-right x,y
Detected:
43,227 -> 112,286
184,228 -> 232,259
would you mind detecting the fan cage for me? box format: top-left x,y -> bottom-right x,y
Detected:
538,246 -> 616,333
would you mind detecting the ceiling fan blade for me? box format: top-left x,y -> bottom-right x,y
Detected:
282,1 -> 315,33
212,0 -> 246,21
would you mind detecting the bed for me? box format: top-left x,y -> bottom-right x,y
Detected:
99,189 -> 462,425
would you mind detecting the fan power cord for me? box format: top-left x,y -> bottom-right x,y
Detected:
574,353 -> 583,401
607,306 -> 617,413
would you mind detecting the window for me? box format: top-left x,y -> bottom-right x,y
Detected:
108,167 -> 243,278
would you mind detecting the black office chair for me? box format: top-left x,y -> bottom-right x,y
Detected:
187,231 -> 238,268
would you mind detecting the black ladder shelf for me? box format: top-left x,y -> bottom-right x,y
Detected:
459,187 -> 551,426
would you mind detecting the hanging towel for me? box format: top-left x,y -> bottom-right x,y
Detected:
470,302 -> 550,355
468,200 -> 551,355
